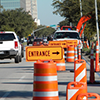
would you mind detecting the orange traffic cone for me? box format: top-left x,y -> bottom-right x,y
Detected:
66,82 -> 87,100
67,45 -> 74,62
77,93 -> 100,100
95,41 -> 100,72
33,60 -> 59,100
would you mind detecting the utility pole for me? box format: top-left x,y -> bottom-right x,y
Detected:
79,0 -> 84,39
95,0 -> 99,47
0,0 -> 1,12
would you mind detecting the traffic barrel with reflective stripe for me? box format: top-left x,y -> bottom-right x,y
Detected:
54,49 -> 66,71
78,41 -> 81,60
64,48 -> 67,60
74,45 -> 78,61
95,41 -> 100,72
67,45 -> 74,62
33,60 -> 59,100
66,82 -> 87,100
77,93 -> 100,100
74,59 -> 87,89
55,59 -> 66,71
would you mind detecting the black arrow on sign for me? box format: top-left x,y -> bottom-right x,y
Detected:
52,51 -> 60,55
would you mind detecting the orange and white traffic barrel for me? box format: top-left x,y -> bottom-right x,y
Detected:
78,41 -> 81,60
55,59 -> 66,71
67,45 -> 74,62
74,59 -> 87,88
66,82 -> 87,100
74,45 -> 78,72
77,93 -> 100,100
54,49 -> 66,71
33,60 -> 59,100
95,41 -> 100,72
74,45 -> 78,61
64,48 -> 67,61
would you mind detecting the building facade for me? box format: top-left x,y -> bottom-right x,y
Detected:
0,0 -> 40,25
0,0 -> 20,10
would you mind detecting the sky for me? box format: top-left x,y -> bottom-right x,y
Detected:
37,0 -> 64,26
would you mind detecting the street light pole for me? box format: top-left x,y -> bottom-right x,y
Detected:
79,0 -> 84,39
0,0 -> 1,12
31,26 -> 46,37
95,0 -> 99,47
31,25 -> 56,36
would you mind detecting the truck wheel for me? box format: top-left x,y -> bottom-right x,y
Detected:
22,50 -> 24,58
15,55 -> 19,63
19,55 -> 22,62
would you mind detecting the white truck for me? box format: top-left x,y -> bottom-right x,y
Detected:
53,30 -> 83,57
0,31 -> 22,63
53,30 -> 82,46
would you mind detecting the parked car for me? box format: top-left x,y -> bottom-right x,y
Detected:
27,35 -> 34,45
0,31 -> 22,63
32,38 -> 43,46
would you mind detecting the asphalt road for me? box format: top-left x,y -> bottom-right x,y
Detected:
0,45 -> 100,100
0,48 -> 34,100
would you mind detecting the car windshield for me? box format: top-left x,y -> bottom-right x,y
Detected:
54,32 -> 80,39
0,33 -> 15,41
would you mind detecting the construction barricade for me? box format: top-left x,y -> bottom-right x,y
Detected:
66,82 -> 87,100
33,60 -> 59,100
66,45 -> 74,62
77,93 -> 100,100
74,59 -> 87,89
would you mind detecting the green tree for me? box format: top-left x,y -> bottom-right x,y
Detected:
52,0 -> 100,40
34,25 -> 55,38
0,8 -> 37,38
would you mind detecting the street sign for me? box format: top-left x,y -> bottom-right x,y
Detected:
26,46 -> 63,62
49,41 -> 67,48
65,40 -> 78,46
50,25 -> 56,27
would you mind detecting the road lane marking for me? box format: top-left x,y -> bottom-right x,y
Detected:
0,75 -> 26,99
19,76 -> 25,81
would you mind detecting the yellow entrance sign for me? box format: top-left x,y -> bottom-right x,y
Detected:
66,40 -> 78,46
26,46 -> 63,61
49,41 -> 67,48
